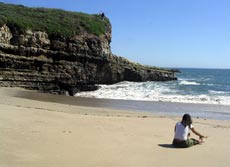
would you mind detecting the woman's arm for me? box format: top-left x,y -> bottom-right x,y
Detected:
191,127 -> 207,140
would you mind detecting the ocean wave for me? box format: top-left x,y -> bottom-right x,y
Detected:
209,90 -> 227,95
178,80 -> 200,85
75,81 -> 230,105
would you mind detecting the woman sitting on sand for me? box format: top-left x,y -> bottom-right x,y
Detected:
173,114 -> 207,148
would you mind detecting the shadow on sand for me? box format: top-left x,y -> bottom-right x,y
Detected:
158,144 -> 176,149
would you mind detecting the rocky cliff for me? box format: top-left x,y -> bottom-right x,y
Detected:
0,3 -> 177,95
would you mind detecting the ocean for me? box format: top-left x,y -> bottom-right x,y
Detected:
75,68 -> 230,120
75,68 -> 230,105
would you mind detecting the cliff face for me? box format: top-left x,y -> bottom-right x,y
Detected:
0,4 -> 177,95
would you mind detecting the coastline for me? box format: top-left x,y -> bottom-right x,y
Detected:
1,87 -> 230,167
11,88 -> 230,120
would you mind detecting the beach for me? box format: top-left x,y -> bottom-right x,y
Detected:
1,87 -> 230,167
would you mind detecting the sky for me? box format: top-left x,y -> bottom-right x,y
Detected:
1,0 -> 230,69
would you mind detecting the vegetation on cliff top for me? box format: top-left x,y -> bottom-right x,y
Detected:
0,2 -> 110,38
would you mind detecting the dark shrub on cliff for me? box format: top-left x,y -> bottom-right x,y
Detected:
0,2 -> 110,38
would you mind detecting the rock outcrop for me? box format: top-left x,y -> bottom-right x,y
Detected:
0,4 -> 177,95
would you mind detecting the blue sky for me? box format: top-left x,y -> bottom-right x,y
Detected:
1,0 -> 230,69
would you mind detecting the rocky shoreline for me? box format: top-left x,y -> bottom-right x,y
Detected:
0,4 -> 178,95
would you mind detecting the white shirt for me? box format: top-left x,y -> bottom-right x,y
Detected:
174,122 -> 193,140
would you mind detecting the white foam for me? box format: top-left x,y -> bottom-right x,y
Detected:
75,81 -> 230,105
209,90 -> 228,95
179,80 -> 200,85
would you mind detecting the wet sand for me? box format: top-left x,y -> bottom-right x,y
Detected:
1,87 -> 230,167
13,88 -> 230,120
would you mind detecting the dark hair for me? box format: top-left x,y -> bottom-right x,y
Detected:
182,114 -> 192,127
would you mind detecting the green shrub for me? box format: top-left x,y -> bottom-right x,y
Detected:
0,2 -> 110,38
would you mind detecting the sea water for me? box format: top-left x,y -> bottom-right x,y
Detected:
75,68 -> 230,105
75,68 -> 230,120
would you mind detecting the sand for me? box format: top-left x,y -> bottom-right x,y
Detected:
0,87 -> 230,167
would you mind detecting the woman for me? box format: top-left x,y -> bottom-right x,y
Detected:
173,114 -> 207,148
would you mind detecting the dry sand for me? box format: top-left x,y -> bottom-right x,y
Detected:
0,87 -> 230,167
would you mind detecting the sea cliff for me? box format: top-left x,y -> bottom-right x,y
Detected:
0,3 -> 177,95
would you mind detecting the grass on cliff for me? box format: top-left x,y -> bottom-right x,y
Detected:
0,2 -> 110,38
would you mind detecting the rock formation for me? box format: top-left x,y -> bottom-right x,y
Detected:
0,3 -> 178,95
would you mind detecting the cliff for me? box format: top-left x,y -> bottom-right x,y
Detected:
0,3 -> 177,95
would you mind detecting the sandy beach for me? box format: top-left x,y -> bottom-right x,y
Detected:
1,87 -> 230,167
